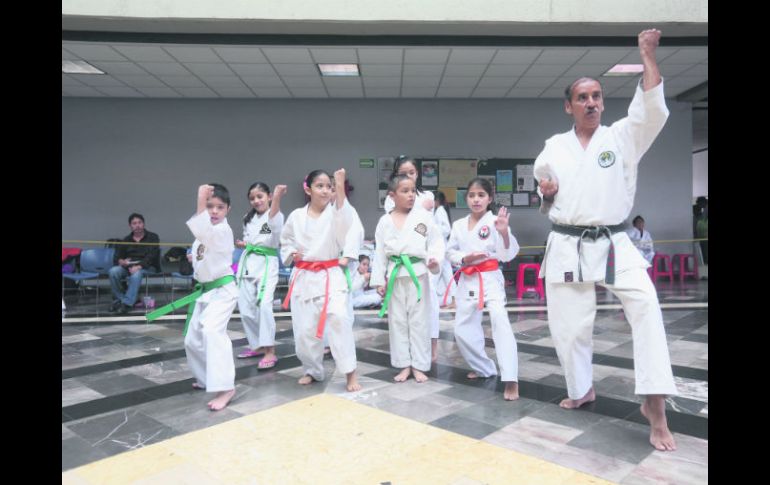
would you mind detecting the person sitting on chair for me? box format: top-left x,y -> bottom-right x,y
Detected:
109,213 -> 161,314
627,215 -> 655,264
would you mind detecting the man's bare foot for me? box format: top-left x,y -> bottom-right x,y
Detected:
207,389 -> 235,411
641,395 -> 677,451
467,371 -> 480,379
503,381 -> 520,401
346,372 -> 361,392
192,382 -> 204,390
431,339 -> 438,363
412,369 -> 429,383
394,367 -> 411,382
298,375 -> 316,385
559,387 -> 596,409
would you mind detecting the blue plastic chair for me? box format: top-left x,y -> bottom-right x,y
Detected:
170,248 -> 194,301
62,248 -> 114,304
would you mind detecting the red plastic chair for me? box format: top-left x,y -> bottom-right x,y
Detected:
651,253 -> 673,284
516,263 -> 544,299
673,253 -> 699,282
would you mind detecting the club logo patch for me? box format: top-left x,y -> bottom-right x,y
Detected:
414,223 -> 427,237
259,223 -> 272,234
564,271 -> 573,283
598,151 -> 616,168
196,244 -> 206,261
478,225 -> 491,240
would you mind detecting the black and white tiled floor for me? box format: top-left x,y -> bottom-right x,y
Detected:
62,280 -> 708,483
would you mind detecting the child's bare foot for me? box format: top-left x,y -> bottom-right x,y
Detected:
394,367 -> 411,382
298,375 -> 316,385
412,369 -> 429,383
431,339 -> 438,363
346,371 -> 361,392
503,381 -> 519,401
559,387 -> 595,409
641,395 -> 677,451
467,371 -> 480,379
207,389 -> 235,411
192,382 -> 204,390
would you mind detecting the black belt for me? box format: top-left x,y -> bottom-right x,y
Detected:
551,223 -> 626,284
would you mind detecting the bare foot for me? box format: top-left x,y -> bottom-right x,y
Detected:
467,371 -> 480,379
346,371 -> 361,392
559,387 -> 596,409
431,339 -> 438,363
641,395 -> 677,451
192,382 -> 204,390
394,367 -> 411,382
298,375 -> 316,385
207,389 -> 235,411
412,369 -> 429,383
503,381 -> 520,401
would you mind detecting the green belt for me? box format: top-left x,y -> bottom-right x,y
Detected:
343,266 -> 352,292
237,244 -> 278,305
146,274 -> 235,336
378,255 -> 423,318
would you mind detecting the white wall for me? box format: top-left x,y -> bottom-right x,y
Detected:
693,149 -> 708,199
62,96 -> 693,255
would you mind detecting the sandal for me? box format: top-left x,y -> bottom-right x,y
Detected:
258,356 -> 278,369
237,348 -> 264,359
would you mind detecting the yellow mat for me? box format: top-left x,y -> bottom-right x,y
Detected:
63,393 -> 611,484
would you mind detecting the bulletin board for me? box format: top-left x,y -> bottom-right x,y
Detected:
376,156 -> 538,209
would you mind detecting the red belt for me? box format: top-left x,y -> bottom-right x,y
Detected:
444,259 -> 499,310
282,259 -> 340,339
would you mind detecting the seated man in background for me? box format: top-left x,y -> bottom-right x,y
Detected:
109,213 -> 161,314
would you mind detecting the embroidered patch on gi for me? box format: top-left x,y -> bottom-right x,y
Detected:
259,223 -> 272,234
478,225 -> 491,240
469,290 -> 475,297
196,244 -> 206,261
414,223 -> 428,237
564,271 -> 573,282
598,151 -> 616,168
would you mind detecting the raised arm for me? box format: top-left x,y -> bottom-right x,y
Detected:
639,29 -> 662,92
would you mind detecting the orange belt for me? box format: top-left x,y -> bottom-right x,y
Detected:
444,259 -> 499,310
282,259 -> 341,339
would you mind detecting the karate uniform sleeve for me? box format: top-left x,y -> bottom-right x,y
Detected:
434,206 -> 451,239
370,218 -> 388,288
333,198 -> 356,250
446,221 -> 464,266
612,79 -> 669,167
268,211 -> 284,233
494,225 -> 519,263
186,211 -> 232,250
426,219 -> 445,274
342,211 -> 364,260
279,211 -> 298,266
534,141 -> 556,215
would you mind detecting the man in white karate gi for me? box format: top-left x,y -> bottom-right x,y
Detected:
534,29 -> 678,451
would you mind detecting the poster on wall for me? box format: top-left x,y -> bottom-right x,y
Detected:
512,193 -> 529,206
439,159 -> 478,187
516,164 -> 535,192
495,193 -> 511,207
421,161 -> 438,186
438,186 -> 457,204
456,189 -> 468,209
496,170 -> 513,192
